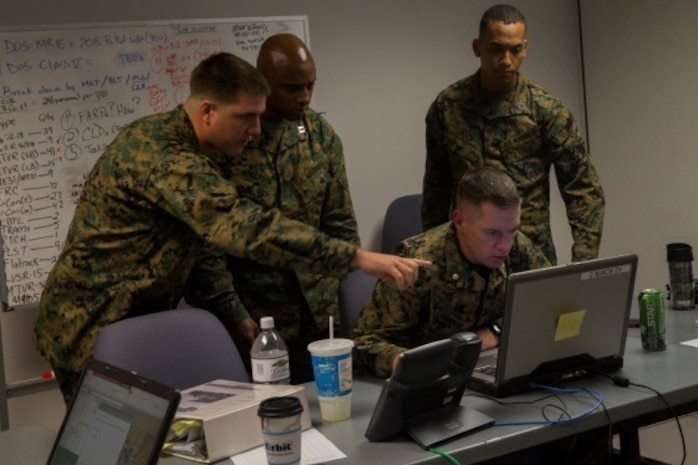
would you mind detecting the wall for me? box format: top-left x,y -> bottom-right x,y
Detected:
2,0 -> 584,255
581,0 -> 698,292
0,0 -> 584,427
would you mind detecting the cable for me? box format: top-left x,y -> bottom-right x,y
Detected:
606,374 -> 686,465
632,381 -> 686,465
581,386 -> 614,465
492,385 -> 603,427
541,402 -> 571,423
609,375 -> 629,387
468,391 -> 575,423
471,387 -> 612,463
428,447 -> 462,465
466,391 -> 573,407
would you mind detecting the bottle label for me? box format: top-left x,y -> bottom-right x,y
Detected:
252,354 -> 290,383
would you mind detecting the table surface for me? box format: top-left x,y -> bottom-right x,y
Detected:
6,306 -> 698,465
168,305 -> 698,464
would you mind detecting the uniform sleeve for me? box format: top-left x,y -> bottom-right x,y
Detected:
545,106 -> 605,261
351,279 -> 423,378
319,125 -> 361,247
422,99 -> 454,231
150,154 -> 358,278
183,244 -> 250,326
508,232 -> 552,272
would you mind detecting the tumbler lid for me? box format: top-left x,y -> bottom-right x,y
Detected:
667,242 -> 693,262
258,396 -> 303,418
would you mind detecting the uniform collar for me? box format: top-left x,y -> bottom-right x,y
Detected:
175,105 -> 232,174
250,109 -> 313,152
472,71 -> 530,119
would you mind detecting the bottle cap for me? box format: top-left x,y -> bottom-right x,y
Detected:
260,316 -> 275,329
667,243 -> 693,262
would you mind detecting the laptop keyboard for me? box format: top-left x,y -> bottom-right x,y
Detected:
474,365 -> 497,376
473,350 -> 498,378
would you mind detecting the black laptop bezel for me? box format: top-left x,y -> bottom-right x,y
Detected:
47,358 -> 181,465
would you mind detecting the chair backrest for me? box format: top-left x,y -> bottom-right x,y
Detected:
93,308 -> 249,389
381,193 -> 424,253
339,269 -> 378,337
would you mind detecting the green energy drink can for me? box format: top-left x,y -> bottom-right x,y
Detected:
639,289 -> 666,351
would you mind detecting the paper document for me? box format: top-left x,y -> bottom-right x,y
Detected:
230,428 -> 346,465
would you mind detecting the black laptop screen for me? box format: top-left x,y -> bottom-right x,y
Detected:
48,359 -> 180,465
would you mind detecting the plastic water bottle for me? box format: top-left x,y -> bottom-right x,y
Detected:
250,316 -> 291,385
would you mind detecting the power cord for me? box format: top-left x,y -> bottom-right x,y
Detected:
473,386 -> 612,464
491,384 -> 604,426
467,388 -> 613,464
580,386 -> 614,465
606,375 -> 687,465
426,376 -> 685,464
426,391 -> 594,464
467,391 -> 577,409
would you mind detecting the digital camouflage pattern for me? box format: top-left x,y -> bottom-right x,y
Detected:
422,72 -> 605,264
352,223 -> 550,377
33,105 -> 358,373
227,109 -> 360,342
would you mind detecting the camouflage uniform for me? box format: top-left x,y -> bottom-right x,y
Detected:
33,105 -> 358,380
227,110 -> 360,380
422,71 -> 605,264
352,222 -> 550,378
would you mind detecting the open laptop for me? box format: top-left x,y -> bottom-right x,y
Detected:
469,253 -> 638,398
47,358 -> 180,465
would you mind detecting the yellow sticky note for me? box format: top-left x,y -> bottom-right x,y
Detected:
555,310 -> 586,341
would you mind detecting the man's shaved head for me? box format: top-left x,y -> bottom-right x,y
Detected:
256,34 -> 316,121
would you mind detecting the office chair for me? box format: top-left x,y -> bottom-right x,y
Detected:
380,193 -> 424,253
339,269 -> 378,337
93,307 -> 250,389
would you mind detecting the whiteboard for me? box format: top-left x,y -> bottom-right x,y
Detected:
0,16 -> 309,310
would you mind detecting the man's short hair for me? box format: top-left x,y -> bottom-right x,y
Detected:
456,167 -> 521,209
189,52 -> 270,103
479,4 -> 526,35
